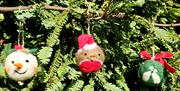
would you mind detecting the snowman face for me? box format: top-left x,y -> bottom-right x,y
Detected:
4,51 -> 38,81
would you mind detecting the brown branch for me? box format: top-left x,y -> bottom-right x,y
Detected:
0,5 -> 33,13
0,5 -> 68,13
154,23 -> 180,27
43,4 -> 69,11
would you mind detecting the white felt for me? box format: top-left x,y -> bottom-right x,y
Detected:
78,43 -> 97,52
142,71 -> 151,82
4,51 -> 38,81
142,66 -> 160,84
152,70 -> 161,84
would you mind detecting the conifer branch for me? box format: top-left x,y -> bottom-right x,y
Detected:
0,5 -> 180,28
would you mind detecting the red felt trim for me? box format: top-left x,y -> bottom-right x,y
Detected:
139,50 -> 152,59
78,34 -> 95,49
79,60 -> 102,74
139,50 -> 176,73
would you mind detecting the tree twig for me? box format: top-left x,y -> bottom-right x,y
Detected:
0,5 -> 33,13
0,5 -> 68,13
154,23 -> 180,27
43,4 -> 69,11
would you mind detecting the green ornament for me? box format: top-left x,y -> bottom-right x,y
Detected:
138,60 -> 168,87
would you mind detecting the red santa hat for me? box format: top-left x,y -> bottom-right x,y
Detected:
77,34 -> 98,52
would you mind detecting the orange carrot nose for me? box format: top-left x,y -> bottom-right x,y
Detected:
14,63 -> 23,69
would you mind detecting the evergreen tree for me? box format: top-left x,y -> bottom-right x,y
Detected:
0,0 -> 179,91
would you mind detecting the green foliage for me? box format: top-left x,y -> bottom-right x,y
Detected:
0,44 -> 12,63
0,13 -> 4,22
67,80 -> 84,91
45,49 -> 64,90
128,0 -> 145,7
0,0 -> 179,91
14,9 -> 35,22
154,27 -> 179,43
0,64 -> 6,78
45,80 -> 64,91
37,47 -> 53,64
82,78 -> 94,91
0,44 -> 13,78
41,11 -> 68,47
94,70 -> 129,91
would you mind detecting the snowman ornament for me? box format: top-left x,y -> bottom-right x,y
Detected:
4,45 -> 38,85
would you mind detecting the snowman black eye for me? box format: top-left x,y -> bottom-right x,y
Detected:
11,61 -> 14,64
25,60 -> 29,63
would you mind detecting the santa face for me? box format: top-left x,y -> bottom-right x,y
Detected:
4,51 -> 38,81
76,46 -> 105,73
76,46 -> 105,65
75,34 -> 105,73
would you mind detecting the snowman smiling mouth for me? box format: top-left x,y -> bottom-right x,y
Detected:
13,62 -> 28,75
15,69 -> 28,74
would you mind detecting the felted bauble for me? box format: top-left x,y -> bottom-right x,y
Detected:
4,50 -> 38,81
75,34 -> 105,74
138,60 -> 167,87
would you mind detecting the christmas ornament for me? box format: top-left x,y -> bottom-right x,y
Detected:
75,34 -> 105,74
4,45 -> 38,85
138,50 -> 176,86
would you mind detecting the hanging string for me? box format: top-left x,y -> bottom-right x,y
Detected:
87,18 -> 90,34
17,31 -> 20,46
22,29 -> 25,48
152,46 -> 155,60
86,0 -> 91,35
17,6 -> 25,48
17,21 -> 25,48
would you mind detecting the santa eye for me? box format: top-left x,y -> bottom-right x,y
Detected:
25,60 -> 29,63
84,53 -> 87,56
98,54 -> 101,56
11,61 -> 14,64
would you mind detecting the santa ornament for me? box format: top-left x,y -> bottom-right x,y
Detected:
4,45 -> 38,85
75,34 -> 105,74
138,50 -> 176,87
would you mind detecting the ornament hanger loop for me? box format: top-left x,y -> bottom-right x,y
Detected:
17,21 -> 25,48
87,18 -> 90,34
86,0 -> 91,35
151,46 -> 155,60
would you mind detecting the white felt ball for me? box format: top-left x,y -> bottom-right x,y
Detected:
4,51 -> 38,81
